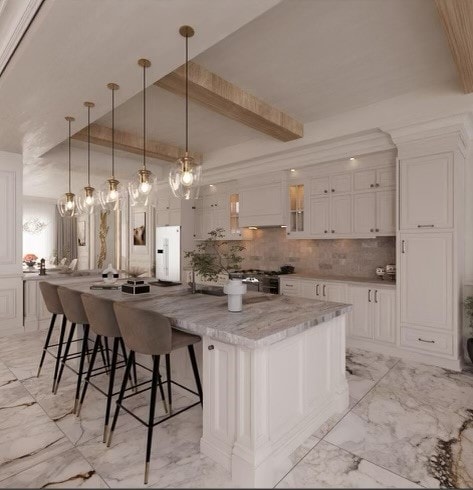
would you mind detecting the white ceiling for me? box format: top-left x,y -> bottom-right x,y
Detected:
2,0 -> 465,197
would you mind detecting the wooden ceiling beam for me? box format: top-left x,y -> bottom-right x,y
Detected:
72,123 -> 202,164
435,0 -> 473,93
156,61 -> 304,142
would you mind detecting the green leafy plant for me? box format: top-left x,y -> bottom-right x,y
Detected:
184,228 -> 245,282
464,296 -> 473,334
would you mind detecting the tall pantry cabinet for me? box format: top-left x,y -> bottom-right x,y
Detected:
393,116 -> 472,370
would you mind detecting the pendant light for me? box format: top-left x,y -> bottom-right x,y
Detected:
99,83 -> 126,211
57,116 -> 80,218
77,101 -> 97,215
169,25 -> 202,200
128,58 -> 158,207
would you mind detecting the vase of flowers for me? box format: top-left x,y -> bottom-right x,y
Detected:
23,253 -> 38,269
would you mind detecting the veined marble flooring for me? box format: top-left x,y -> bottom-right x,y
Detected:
0,329 -> 472,488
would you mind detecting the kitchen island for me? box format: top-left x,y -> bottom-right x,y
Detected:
55,280 -> 351,488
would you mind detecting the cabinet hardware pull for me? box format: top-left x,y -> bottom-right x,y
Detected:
324,230 -> 328,233
374,290 -> 378,303
375,183 -> 380,187
418,338 -> 435,344
417,224 -> 434,228
370,228 -> 374,232
331,189 -> 335,193
208,345 -> 215,350
316,284 -> 319,296
375,228 -> 379,232
368,289 -> 371,302
370,184 -> 374,188
324,190 -> 328,194
192,206 -> 196,210
285,284 -> 293,287
331,230 -> 335,233
323,285 -> 326,297
401,240 -> 406,253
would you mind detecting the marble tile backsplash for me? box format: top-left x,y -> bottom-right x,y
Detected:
235,228 -> 396,279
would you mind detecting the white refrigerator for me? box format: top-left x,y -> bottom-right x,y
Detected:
155,225 -> 181,283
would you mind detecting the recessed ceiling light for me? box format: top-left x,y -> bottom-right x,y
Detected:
349,157 -> 355,161
248,226 -> 258,230
281,225 -> 287,228
290,168 -> 296,172
209,184 -> 214,187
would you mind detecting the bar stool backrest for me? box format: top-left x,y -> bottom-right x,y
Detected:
39,281 -> 64,315
57,287 -> 89,324
113,302 -> 172,356
81,293 -> 121,338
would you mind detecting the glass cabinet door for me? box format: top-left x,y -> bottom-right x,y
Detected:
229,193 -> 240,236
289,184 -> 304,232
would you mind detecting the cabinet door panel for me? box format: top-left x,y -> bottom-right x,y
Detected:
353,170 -> 376,191
376,190 -> 395,234
330,195 -> 352,235
400,153 -> 453,229
309,197 -> 330,236
310,177 -> 330,196
347,285 -> 372,339
373,289 -> 395,343
300,281 -> 317,299
325,282 -> 346,302
353,193 -> 376,234
376,167 -> 395,188
330,173 -> 352,194
400,233 -> 452,330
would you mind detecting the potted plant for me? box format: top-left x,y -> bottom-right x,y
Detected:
184,228 -> 246,310
463,296 -> 473,363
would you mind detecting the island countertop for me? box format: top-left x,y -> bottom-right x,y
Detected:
61,281 -> 351,349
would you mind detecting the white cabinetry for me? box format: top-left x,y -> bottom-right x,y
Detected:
347,285 -> 395,344
399,153 -> 453,230
400,233 -> 452,331
353,190 -> 395,235
330,195 -> 352,235
156,189 -> 181,227
239,181 -> 283,228
353,167 -> 395,191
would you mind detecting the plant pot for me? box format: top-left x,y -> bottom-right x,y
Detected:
467,338 -> 473,364
223,278 -> 247,312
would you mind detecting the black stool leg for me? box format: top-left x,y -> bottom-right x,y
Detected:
144,355 -> 159,485
165,353 -> 172,411
37,313 -> 57,377
52,316 -> 67,393
98,337 -> 109,374
104,337 -> 111,370
107,350 -> 134,448
73,324 -> 89,414
77,335 -> 101,417
119,338 -> 135,389
103,337 -> 119,443
54,322 -> 76,395
156,355 -> 168,413
188,345 -> 203,406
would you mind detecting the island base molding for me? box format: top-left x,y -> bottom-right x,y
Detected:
200,315 -> 349,488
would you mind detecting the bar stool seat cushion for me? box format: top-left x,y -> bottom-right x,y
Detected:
57,287 -> 89,325
39,281 -> 64,315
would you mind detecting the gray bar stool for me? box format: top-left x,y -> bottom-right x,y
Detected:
78,293 -> 139,442
37,281 -> 68,392
56,286 -> 92,413
109,302 -> 203,484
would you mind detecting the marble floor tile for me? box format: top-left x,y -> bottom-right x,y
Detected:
313,396 -> 357,438
0,380 -> 73,482
345,348 -> 399,401
0,362 -> 17,389
0,447 -> 108,488
325,361 -> 473,488
276,440 -> 421,488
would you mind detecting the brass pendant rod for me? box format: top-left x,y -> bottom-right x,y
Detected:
143,61 -> 146,169
68,118 -> 72,193
87,104 -> 91,186
185,33 -> 189,154
111,87 -> 115,179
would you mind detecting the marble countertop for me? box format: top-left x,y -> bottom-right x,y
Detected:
62,280 -> 352,349
280,273 -> 396,289
23,273 -> 102,282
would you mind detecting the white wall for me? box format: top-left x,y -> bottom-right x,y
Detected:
22,196 -> 57,262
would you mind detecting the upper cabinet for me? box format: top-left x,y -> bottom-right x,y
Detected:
399,153 -> 453,230
239,181 -> 284,228
353,167 -> 395,191
288,183 -> 305,236
156,188 -> 181,227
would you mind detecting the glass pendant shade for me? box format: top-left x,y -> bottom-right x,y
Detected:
77,186 -> 97,215
99,178 -> 126,212
57,192 -> 79,218
128,167 -> 158,206
169,153 -> 202,200
57,116 -> 80,218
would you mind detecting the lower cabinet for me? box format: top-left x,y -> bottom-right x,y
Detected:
280,278 -> 347,302
347,285 -> 395,344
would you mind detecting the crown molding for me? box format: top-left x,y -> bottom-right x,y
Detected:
383,112 -> 473,157
0,0 -> 43,77
202,129 -> 395,184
